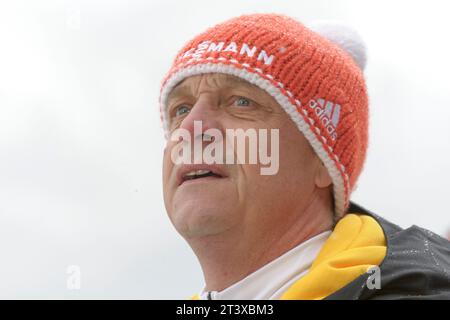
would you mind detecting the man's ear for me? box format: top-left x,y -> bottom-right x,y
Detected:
315,161 -> 332,188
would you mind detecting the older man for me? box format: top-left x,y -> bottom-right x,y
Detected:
160,13 -> 450,299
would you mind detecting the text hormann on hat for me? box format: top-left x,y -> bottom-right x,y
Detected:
178,40 -> 276,66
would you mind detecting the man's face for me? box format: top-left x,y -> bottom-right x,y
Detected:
162,74 -> 325,240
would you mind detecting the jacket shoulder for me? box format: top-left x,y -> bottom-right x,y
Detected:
327,202 -> 450,300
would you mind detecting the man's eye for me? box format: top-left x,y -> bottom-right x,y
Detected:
234,97 -> 252,107
174,105 -> 190,117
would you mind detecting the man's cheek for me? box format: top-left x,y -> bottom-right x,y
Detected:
163,141 -> 176,160
162,155 -> 173,213
162,144 -> 174,187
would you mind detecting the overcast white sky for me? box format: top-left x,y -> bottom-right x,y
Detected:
0,0 -> 449,299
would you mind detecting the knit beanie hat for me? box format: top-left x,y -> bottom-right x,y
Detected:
159,13 -> 369,219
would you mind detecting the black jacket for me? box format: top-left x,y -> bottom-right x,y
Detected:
326,202 -> 450,300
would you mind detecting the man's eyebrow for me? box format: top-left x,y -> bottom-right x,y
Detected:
167,75 -> 260,104
167,83 -> 191,104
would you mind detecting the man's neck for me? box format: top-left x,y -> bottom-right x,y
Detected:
187,194 -> 333,292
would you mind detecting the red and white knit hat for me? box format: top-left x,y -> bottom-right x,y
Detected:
159,14 -> 369,219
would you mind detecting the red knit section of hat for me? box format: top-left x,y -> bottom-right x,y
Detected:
160,13 -> 369,209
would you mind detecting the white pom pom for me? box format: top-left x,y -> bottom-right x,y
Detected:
308,21 -> 367,71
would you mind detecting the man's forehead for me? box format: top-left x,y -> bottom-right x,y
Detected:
168,74 -> 257,99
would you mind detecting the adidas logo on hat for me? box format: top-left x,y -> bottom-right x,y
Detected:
309,98 -> 341,141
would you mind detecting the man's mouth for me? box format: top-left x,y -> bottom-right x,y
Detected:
183,169 -> 222,181
177,166 -> 226,186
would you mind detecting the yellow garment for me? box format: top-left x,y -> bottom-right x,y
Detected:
281,214 -> 386,299
191,213 -> 387,300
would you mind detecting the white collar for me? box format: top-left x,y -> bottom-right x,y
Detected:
198,230 -> 331,300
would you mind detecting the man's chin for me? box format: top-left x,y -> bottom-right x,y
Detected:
171,205 -> 234,238
173,183 -> 232,211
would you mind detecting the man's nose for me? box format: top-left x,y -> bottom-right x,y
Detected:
179,96 -> 222,138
